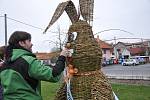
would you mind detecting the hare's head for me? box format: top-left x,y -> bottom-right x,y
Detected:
44,0 -> 94,33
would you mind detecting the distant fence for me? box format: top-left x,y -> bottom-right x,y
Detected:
103,69 -> 150,80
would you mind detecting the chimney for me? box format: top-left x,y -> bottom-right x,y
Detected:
97,35 -> 99,39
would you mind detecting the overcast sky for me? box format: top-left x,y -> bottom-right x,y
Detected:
0,0 -> 150,52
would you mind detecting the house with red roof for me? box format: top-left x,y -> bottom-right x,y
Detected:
128,47 -> 145,56
113,42 -> 130,59
96,35 -> 113,61
35,51 -> 59,65
113,41 -> 150,59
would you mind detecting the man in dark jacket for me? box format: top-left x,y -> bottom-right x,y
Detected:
0,31 -> 69,100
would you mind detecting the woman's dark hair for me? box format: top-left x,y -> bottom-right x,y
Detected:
5,31 -> 32,61
0,46 -> 6,60
9,31 -> 31,45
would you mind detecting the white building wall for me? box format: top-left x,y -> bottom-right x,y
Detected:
103,50 -> 111,60
122,48 -> 131,58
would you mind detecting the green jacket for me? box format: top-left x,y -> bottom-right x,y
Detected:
0,49 -> 63,100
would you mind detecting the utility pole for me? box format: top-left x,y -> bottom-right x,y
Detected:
114,36 -> 116,45
4,14 -> 7,46
58,26 -> 62,51
114,36 -> 117,59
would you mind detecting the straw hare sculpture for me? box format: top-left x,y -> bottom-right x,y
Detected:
44,0 -> 114,100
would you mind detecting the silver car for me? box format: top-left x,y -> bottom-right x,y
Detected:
122,59 -> 139,66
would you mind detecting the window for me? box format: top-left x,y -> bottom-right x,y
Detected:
117,49 -> 120,52
103,50 -> 106,54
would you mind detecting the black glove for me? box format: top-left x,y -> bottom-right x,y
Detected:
52,56 -> 66,77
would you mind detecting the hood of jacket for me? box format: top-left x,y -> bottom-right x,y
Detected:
5,45 -> 36,63
10,49 -> 35,62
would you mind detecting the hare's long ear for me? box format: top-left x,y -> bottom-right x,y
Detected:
44,1 -> 78,33
44,1 -> 70,33
65,1 -> 79,23
79,0 -> 94,24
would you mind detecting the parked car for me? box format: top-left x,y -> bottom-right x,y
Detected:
118,58 -> 123,64
122,59 -> 139,66
113,59 -> 118,64
106,60 -> 110,65
131,56 -> 148,64
138,57 -> 146,64
102,61 -> 106,67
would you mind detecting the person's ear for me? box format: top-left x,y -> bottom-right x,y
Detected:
19,41 -> 25,47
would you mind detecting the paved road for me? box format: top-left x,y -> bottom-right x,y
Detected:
101,63 -> 150,80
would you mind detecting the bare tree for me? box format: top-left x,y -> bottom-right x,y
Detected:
45,25 -> 67,52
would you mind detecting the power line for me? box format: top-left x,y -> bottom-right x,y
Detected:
5,16 -> 66,34
7,17 -> 50,31
104,37 -> 150,42
94,28 -> 135,35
